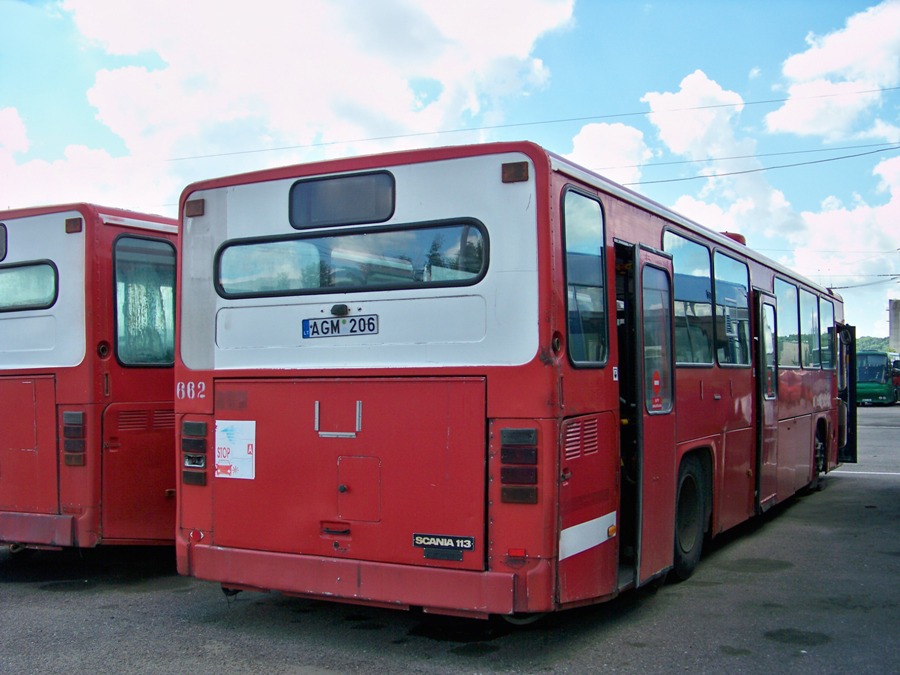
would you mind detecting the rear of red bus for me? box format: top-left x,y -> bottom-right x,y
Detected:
174,144 -> 614,618
0,204 -> 177,549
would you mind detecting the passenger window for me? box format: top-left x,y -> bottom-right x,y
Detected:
663,231 -> 713,365
774,278 -> 800,367
642,265 -> 673,413
762,303 -> 777,399
713,252 -> 751,366
800,289 -> 820,368
820,298 -> 835,369
563,190 -> 607,365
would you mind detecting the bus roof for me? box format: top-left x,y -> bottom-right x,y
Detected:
0,203 -> 177,233
178,140 -> 840,304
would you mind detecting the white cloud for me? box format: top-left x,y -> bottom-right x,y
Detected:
765,0 -> 900,141
643,70 -> 746,159
0,108 -> 29,155
789,155 -> 900,336
62,0 -> 574,163
0,143 -> 178,214
641,70 -> 803,238
565,123 -> 652,185
0,0 -> 572,214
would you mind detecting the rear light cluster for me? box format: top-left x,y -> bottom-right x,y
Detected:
181,421 -> 208,486
499,428 -> 538,504
62,411 -> 86,467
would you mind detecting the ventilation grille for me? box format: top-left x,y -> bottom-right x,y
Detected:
115,409 -> 175,431
563,417 -> 600,460
154,409 -> 175,429
117,410 -> 149,431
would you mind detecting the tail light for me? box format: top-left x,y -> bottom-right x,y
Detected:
181,420 -> 208,485
62,411 -> 86,466
500,428 -> 538,504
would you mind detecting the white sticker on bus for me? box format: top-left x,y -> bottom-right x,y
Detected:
215,420 -> 256,480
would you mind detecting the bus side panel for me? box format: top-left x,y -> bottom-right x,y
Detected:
777,414 -> 813,498
0,376 -> 58,516
101,403 -> 176,542
557,412 -> 619,604
717,427 -> 756,532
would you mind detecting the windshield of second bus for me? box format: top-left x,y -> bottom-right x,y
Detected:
857,353 -> 891,384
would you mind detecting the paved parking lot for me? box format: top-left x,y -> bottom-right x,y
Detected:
1,406 -> 898,674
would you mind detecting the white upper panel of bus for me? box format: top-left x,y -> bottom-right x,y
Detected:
180,151 -> 540,370
0,210 -> 86,369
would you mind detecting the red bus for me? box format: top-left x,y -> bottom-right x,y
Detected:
0,204 -> 178,551
175,142 -> 856,620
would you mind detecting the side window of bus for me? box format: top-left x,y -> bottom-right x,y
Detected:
563,189 -> 607,365
642,265 -> 673,414
762,302 -> 778,399
0,223 -> 6,261
663,231 -> 713,365
114,237 -> 176,366
820,297 -> 835,369
713,252 -> 751,366
799,289 -> 821,369
774,278 -> 800,367
0,262 -> 57,311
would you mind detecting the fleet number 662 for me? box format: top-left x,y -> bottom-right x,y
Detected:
176,380 -> 207,400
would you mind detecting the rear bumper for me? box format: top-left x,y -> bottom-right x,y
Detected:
0,512 -> 76,547
186,543 -> 523,618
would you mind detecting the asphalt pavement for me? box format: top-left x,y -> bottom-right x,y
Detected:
0,406 -> 898,674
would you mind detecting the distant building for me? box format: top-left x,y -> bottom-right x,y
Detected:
891,299 -> 900,351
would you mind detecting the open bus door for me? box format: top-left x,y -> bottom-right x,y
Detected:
754,291 -> 778,512
837,324 -> 857,463
616,242 -> 676,587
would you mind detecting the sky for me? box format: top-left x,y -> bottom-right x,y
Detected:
1,0 -> 899,338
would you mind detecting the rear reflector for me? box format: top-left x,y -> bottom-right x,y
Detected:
185,199 -> 205,217
501,161 -> 529,183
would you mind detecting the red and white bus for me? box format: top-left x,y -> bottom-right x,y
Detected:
175,142 -> 856,619
0,204 -> 178,550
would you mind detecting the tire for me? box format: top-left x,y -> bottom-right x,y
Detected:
671,454 -> 705,581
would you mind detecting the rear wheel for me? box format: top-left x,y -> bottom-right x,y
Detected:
671,455 -> 705,581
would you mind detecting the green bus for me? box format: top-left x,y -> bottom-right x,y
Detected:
855,350 -> 900,405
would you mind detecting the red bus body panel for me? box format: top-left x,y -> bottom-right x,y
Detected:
0,204 -> 178,549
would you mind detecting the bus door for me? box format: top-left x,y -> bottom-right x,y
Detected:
0,376 -> 58,516
754,291 -> 778,512
616,243 -> 676,587
837,324 -> 857,463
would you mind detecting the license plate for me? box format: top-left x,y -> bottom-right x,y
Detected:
302,314 -> 379,339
